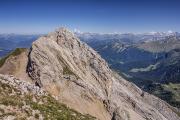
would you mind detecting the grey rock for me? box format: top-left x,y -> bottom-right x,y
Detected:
0,74 -> 47,96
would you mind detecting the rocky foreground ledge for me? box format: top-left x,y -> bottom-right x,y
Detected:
0,74 -> 46,96
0,74 -> 96,120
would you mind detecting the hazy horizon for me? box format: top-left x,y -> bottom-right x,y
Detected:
0,29 -> 179,35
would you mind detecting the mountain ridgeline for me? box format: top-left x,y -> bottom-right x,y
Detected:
0,28 -> 179,120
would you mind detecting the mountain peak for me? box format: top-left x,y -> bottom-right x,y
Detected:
55,27 -> 72,34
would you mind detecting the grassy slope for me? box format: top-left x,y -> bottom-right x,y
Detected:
162,83 -> 180,116
0,48 -> 27,67
161,83 -> 180,108
149,83 -> 180,110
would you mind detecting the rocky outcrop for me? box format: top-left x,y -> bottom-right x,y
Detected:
0,74 -> 46,96
27,28 -> 180,120
0,74 -> 96,120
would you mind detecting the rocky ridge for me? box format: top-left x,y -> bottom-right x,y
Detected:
26,28 -> 179,120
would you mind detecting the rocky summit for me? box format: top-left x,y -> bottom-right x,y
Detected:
0,28 -> 179,120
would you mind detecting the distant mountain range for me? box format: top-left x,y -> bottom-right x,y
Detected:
0,34 -> 41,58
76,32 -> 180,83
76,31 -> 180,43
0,34 -> 41,49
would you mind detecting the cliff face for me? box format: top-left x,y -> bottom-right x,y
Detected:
26,28 -> 179,120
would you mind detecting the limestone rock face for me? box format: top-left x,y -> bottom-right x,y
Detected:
27,28 -> 180,120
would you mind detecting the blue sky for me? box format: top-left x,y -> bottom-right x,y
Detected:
0,0 -> 180,34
